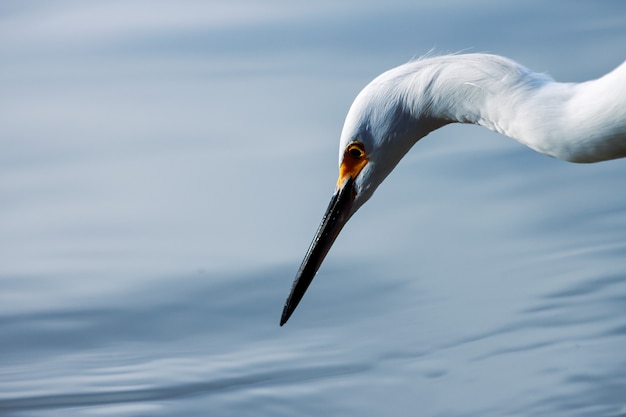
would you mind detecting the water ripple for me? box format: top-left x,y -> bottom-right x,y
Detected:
0,362 -> 369,414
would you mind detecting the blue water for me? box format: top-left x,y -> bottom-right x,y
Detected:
2,1 -> 626,416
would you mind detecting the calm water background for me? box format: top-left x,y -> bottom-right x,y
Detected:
2,1 -> 626,416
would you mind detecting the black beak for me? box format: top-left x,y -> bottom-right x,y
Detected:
280,177 -> 356,326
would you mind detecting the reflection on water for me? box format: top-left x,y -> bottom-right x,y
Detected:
1,1 -> 626,416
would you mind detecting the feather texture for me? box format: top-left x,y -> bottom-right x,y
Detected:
339,53 -> 626,209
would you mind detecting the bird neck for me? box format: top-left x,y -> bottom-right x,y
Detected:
400,55 -> 626,162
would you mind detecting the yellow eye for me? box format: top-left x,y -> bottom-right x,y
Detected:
337,141 -> 368,187
346,142 -> 366,159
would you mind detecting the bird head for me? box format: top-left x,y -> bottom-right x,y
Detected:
280,75 -> 444,325
336,84 -> 423,214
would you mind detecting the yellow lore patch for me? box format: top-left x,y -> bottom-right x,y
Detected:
337,141 -> 368,188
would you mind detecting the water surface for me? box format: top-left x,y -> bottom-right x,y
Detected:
1,1 -> 626,416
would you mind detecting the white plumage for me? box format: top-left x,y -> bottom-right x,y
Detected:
280,53 -> 626,325
341,53 -> 626,211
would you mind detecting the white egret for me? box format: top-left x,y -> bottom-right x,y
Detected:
280,53 -> 626,326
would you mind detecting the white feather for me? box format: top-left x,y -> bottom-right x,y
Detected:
339,53 -> 626,210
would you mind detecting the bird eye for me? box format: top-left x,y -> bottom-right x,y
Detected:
347,142 -> 365,159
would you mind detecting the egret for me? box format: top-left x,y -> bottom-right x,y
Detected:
280,53 -> 626,326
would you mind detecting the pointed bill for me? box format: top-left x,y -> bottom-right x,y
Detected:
280,178 -> 356,326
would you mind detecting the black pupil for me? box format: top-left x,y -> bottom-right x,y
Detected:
349,147 -> 362,158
